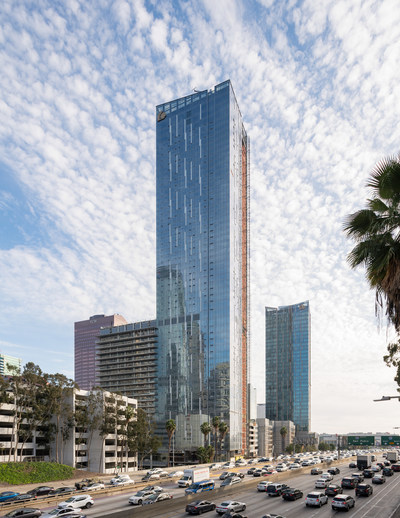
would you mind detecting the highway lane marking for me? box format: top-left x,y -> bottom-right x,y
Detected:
350,475 -> 400,518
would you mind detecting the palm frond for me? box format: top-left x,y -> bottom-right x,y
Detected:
367,155 -> 400,200
343,209 -> 379,239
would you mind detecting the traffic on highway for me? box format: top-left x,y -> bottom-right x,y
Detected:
2,451 -> 400,518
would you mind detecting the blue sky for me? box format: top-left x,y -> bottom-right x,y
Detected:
1,0 -> 400,433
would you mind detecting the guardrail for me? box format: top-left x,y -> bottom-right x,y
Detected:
0,475 -> 182,512
86,456 -> 356,518
0,456 -> 354,514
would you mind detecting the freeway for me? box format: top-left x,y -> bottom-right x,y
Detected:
76,458 -> 400,518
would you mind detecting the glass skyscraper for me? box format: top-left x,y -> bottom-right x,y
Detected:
265,301 -> 310,432
156,80 -> 249,454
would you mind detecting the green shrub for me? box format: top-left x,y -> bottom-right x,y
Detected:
0,462 -> 74,485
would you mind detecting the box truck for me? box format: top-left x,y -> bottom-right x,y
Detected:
387,451 -> 399,463
178,467 -> 210,488
357,454 -> 372,470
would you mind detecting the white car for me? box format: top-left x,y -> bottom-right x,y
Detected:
215,501 -> 246,515
257,481 -> 271,492
222,462 -> 235,468
85,482 -> 105,491
315,478 -> 329,488
147,468 -> 168,477
58,495 -> 94,509
110,475 -> 134,486
320,472 -> 333,481
305,491 -> 329,507
168,470 -> 184,478
276,465 -> 288,472
235,459 -> 247,466
210,463 -> 222,470
142,485 -> 163,493
128,489 -> 156,505
289,463 -> 301,469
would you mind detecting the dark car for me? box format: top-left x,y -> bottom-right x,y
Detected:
262,515 -> 286,518
247,467 -> 256,475
392,464 -> 400,472
4,509 -> 41,518
49,487 -> 76,496
27,486 -> 54,497
341,477 -> 358,489
355,483 -> 373,497
383,467 -> 394,476
220,514 -> 247,518
377,462 -> 385,469
282,488 -> 303,501
186,500 -> 216,515
384,460 -> 391,466
311,468 -> 322,475
372,474 -> 386,484
328,467 -> 340,475
363,469 -> 374,478
325,484 -> 343,496
219,471 -> 233,480
348,462 -> 357,468
351,473 -> 364,483
267,483 -> 289,497
0,492 -> 19,502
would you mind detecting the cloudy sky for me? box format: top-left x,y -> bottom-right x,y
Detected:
1,0 -> 400,434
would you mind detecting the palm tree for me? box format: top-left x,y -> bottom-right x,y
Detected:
200,422 -> 212,447
218,422 -> 229,460
280,426 -> 287,454
165,419 -> 176,467
212,416 -> 220,459
344,154 -> 400,331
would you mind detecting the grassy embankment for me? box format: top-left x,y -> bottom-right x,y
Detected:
0,462 -> 74,485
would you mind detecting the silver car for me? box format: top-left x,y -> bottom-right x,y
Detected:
332,494 -> 355,511
215,501 -> 246,515
305,491 -> 328,507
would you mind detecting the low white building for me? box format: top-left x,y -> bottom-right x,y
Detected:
58,389 -> 138,474
0,388 -> 138,474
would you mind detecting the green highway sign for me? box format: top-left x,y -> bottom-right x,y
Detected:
347,435 -> 375,446
381,436 -> 400,446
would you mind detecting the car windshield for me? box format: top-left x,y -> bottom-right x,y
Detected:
307,494 -> 319,499
65,497 -> 76,502
135,491 -> 146,496
47,511 -> 61,516
147,494 -> 158,501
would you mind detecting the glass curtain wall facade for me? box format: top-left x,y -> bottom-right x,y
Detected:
156,80 -> 249,454
265,301 -> 310,432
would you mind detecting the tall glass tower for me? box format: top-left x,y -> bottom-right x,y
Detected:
156,80 -> 249,454
265,301 -> 310,432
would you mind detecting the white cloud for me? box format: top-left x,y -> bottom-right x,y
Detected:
0,0 -> 400,433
